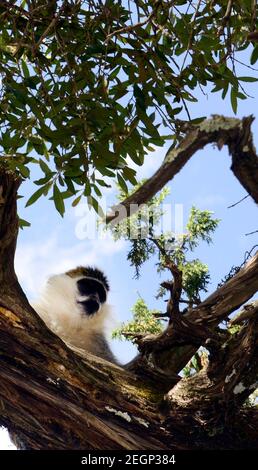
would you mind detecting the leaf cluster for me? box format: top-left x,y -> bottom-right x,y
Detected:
111,185 -> 219,341
113,181 -> 219,303
112,297 -> 162,341
0,1 -> 257,214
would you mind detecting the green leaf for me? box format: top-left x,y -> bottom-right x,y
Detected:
19,217 -> 31,229
39,159 -> 51,175
230,87 -> 237,114
139,112 -> 160,138
27,97 -> 43,119
53,184 -> 65,217
24,76 -> 40,89
25,185 -> 49,207
222,83 -> 229,100
93,184 -> 102,197
21,59 -> 30,78
87,195 -> 104,218
16,163 -> 30,178
96,179 -> 111,188
123,167 -> 138,185
72,194 -> 82,207
34,174 -> 53,185
12,87 -> 28,105
98,167 -> 116,178
133,84 -> 146,111
250,46 -> 258,65
64,167 -> 83,177
238,76 -> 258,82
117,174 -> 128,194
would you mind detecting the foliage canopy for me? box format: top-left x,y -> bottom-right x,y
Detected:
0,0 -> 257,215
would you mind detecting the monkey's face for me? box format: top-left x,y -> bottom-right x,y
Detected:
34,267 -> 113,354
66,266 -> 109,317
76,277 -> 107,316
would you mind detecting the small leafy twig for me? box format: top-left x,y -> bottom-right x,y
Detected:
218,245 -> 258,287
105,1 -> 162,42
217,0 -> 233,36
150,238 -> 183,320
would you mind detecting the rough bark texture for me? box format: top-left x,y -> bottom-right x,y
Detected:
128,250 -> 258,380
107,115 -> 258,224
0,117 -> 258,449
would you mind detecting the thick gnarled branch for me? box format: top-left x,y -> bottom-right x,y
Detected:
208,300 -> 258,409
163,300 -> 258,438
0,169 -> 21,284
128,250 -> 258,377
106,115 -> 258,224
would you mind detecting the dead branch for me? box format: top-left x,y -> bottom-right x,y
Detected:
164,301 -> 258,429
106,115 -> 258,225
229,300 -> 258,325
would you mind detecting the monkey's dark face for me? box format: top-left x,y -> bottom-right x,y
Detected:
77,277 -> 107,316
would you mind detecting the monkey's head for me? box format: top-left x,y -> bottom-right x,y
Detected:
39,266 -> 111,328
33,266 -> 116,360
66,266 -> 109,316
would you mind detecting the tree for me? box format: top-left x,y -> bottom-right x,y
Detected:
0,1 -> 258,449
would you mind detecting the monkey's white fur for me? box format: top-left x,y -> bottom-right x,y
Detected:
32,273 -> 115,361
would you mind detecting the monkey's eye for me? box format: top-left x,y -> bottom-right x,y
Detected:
77,278 -> 107,303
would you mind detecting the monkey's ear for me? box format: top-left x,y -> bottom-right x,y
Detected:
66,266 -> 110,292
85,267 -> 109,292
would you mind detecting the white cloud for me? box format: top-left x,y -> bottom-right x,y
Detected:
15,232 -> 126,299
130,145 -> 166,180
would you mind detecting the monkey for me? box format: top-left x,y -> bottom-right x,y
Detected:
8,266 -> 119,450
32,266 -> 118,364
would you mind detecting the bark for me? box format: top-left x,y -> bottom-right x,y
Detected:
163,300 -> 258,443
128,250 -> 258,378
0,122 -> 258,449
0,169 -> 20,283
106,115 -> 258,224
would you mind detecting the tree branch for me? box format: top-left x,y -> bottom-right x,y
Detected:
163,300 -> 258,434
0,168 -> 21,284
104,1 -> 162,42
229,300 -> 258,325
106,115 -> 258,225
207,300 -> 258,410
217,0 -> 233,36
128,250 -> 258,377
150,237 -> 182,319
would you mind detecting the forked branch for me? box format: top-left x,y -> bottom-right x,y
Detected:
106,115 -> 258,224
128,250 -> 258,378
